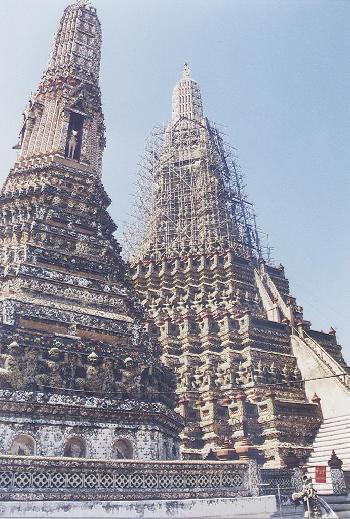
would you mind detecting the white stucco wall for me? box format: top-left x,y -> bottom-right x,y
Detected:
0,496 -> 277,519
291,336 -> 350,418
0,416 -> 178,461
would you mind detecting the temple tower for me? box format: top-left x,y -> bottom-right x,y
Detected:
130,65 -> 350,467
0,1 -> 182,461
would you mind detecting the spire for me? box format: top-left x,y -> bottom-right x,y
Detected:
0,0 -> 182,454
45,0 -> 101,84
12,1 -> 105,176
182,62 -> 190,79
171,63 -> 203,121
129,65 -> 258,260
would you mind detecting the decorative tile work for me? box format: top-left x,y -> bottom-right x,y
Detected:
0,456 -> 250,501
0,0 -> 182,468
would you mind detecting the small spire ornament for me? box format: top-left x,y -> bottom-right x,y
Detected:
182,62 -> 190,79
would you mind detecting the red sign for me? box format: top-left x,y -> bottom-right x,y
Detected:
315,466 -> 327,483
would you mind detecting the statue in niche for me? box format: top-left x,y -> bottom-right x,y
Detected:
64,437 -> 86,458
122,357 -> 143,399
282,363 -> 291,384
67,129 -> 78,159
111,439 -> 133,460
23,347 -> 39,388
80,351 -> 102,392
101,358 -> 118,393
0,341 -> 25,389
224,366 -> 235,387
180,367 -> 195,390
130,323 -> 142,346
10,434 -> 36,456
36,347 -> 66,390
215,365 -> 226,388
236,362 -> 245,386
253,360 -> 264,385
262,366 -> 269,384
236,362 -> 252,386
293,365 -> 301,381
142,365 -> 163,401
268,362 -> 277,383
201,365 -> 217,390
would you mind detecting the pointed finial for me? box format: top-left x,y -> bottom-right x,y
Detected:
76,0 -> 89,6
182,63 -> 190,79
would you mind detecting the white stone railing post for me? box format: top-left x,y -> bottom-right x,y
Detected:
283,448 -> 304,492
235,439 -> 261,497
328,451 -> 347,496
247,458 -> 260,497
291,467 -> 304,492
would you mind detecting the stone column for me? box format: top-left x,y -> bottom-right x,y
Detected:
284,448 -> 304,491
291,468 -> 304,492
328,450 -> 347,496
236,438 -> 261,497
247,457 -> 261,497
232,390 -> 247,442
215,437 -> 237,461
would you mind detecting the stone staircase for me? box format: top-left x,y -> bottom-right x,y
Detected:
269,414 -> 350,517
307,414 -> 350,495
324,496 -> 350,518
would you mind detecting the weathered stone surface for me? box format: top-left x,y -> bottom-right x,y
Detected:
0,455 -> 252,501
130,65 -> 350,467
0,496 -> 277,518
0,0 -> 182,465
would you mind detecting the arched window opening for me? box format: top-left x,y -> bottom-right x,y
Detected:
63,437 -> 86,458
111,439 -> 133,460
10,434 -> 36,456
65,112 -> 84,161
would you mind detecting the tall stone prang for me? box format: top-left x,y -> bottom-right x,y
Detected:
0,1 -> 182,461
130,65 -> 350,467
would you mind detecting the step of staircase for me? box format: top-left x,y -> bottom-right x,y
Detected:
309,446 -> 350,458
323,496 -> 350,518
314,430 -> 350,442
317,430 -> 350,440
316,425 -> 350,436
309,454 -> 350,464
315,422 -> 350,430
318,419 -> 350,428
322,415 -> 350,424
318,420 -> 350,429
312,439 -> 350,450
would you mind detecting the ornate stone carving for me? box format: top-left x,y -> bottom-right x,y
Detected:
36,347 -> 66,389
0,0 -> 182,466
128,64 -> 338,465
0,342 -> 37,390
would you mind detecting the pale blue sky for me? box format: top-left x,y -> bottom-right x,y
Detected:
0,0 -> 349,361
